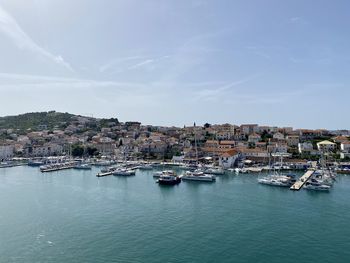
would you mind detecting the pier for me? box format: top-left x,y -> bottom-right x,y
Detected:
290,170 -> 315,191
96,171 -> 114,177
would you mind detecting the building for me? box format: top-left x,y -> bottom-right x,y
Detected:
248,133 -> 261,144
340,141 -> 350,152
286,135 -> 300,147
219,149 -> 239,168
273,132 -> 285,140
240,124 -> 259,135
317,140 -> 336,153
298,142 -> 314,154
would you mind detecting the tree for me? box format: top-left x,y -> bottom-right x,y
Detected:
87,146 -> 99,156
72,145 -> 84,157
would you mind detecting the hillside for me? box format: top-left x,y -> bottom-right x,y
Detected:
0,111 -> 75,132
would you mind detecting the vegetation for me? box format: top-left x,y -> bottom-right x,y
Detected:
0,111 -> 74,132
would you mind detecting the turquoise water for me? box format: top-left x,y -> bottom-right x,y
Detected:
0,166 -> 350,263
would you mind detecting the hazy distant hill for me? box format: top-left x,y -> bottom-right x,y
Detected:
0,111 -> 75,132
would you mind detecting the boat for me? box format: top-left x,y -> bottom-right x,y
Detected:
181,170 -> 216,182
113,168 -> 136,176
100,166 -> 117,173
74,163 -> 92,170
303,181 -> 331,191
28,159 -> 45,167
205,167 -> 225,175
153,170 -> 176,178
258,174 -> 296,187
157,174 -> 181,185
0,162 -> 14,168
138,163 -> 154,170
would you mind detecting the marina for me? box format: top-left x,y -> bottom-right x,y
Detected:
0,165 -> 350,263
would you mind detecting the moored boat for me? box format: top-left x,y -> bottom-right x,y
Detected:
181,170 -> 216,182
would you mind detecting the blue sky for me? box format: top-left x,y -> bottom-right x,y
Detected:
0,0 -> 349,129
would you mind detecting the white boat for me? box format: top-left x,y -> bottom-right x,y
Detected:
139,164 -> 153,170
74,163 -> 92,170
205,167 -> 225,175
153,170 -> 176,178
181,170 -> 216,182
234,168 -> 248,174
113,168 -> 135,176
258,174 -> 296,187
303,181 -> 331,191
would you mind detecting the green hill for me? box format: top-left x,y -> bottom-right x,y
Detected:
0,111 -> 74,132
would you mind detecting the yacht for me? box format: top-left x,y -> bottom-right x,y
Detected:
303,181 -> 331,191
157,174 -> 181,185
138,163 -> 154,170
74,163 -> 92,170
101,166 -> 117,173
181,170 -> 216,182
113,168 -> 136,176
28,159 -> 45,167
258,174 -> 296,187
205,167 -> 225,175
153,170 -> 176,178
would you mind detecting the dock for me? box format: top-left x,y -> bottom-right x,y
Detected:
96,171 -> 114,177
290,170 -> 315,191
40,164 -> 75,173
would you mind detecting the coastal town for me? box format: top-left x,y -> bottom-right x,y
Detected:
0,112 -> 350,173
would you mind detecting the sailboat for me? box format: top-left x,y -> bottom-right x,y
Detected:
181,127 -> 216,182
258,152 -> 296,187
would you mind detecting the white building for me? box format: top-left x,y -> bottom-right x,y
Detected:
298,142 -> 314,154
219,149 -> 239,168
340,141 -> 350,152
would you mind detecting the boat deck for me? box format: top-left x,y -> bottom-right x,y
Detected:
290,170 -> 315,191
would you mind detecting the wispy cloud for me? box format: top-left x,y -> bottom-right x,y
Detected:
100,55 -> 171,74
193,74 -> 261,102
99,56 -> 144,73
0,5 -> 74,72
128,59 -> 155,70
289,16 -> 307,25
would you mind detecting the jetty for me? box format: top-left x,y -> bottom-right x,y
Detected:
96,171 -> 114,177
40,163 -> 75,173
290,170 -> 315,191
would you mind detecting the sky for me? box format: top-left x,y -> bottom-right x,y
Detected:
0,0 -> 349,129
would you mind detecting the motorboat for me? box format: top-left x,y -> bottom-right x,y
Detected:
303,181 -> 331,191
181,170 -> 216,182
153,170 -> 176,178
74,163 -> 92,170
205,167 -> 225,175
113,168 -> 136,176
157,174 -> 181,185
258,174 -> 296,187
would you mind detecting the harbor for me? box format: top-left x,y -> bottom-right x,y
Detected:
1,165 -> 350,263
